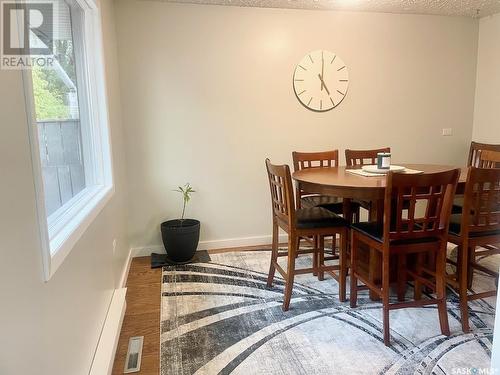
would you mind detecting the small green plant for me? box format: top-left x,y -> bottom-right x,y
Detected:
174,183 -> 196,221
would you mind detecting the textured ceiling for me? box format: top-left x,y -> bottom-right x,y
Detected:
148,0 -> 500,17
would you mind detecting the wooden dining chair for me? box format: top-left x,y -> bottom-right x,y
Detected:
453,142 -> 500,214
292,150 -> 360,222
345,147 -> 391,168
451,149 -> 500,285
345,147 -> 391,216
468,142 -> 500,167
479,150 -> 500,168
349,169 -> 460,346
265,159 -> 350,309
293,150 -> 341,210
446,167 -> 500,332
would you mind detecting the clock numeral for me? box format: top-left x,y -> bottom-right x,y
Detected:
337,66 -> 346,71
339,79 -> 348,82
308,54 -> 314,63
320,100 -> 322,110
307,97 -> 313,106
294,79 -> 304,82
298,65 -> 307,71
337,90 -> 345,96
330,97 -> 335,107
297,90 -> 306,96
330,55 -> 336,64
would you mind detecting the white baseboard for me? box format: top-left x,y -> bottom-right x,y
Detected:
198,234 -> 288,250
129,234 -> 289,258
90,288 -> 127,375
119,248 -> 133,288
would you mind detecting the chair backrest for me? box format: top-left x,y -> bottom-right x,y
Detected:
479,150 -> 500,169
292,150 -> 339,203
345,147 -> 391,168
461,167 -> 500,236
383,169 -> 460,243
468,141 -> 500,167
265,159 -> 295,228
292,150 -> 339,171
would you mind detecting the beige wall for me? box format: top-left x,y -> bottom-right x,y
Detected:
115,1 -> 478,250
0,0 -> 129,373
473,13 -> 500,143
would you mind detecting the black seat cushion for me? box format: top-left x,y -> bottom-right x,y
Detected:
301,195 -> 361,215
341,199 -> 410,212
296,207 -> 349,229
320,201 -> 362,214
317,202 -> 344,214
448,214 -> 500,237
351,221 -> 439,245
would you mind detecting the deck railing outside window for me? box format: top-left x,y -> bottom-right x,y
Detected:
37,119 -> 86,216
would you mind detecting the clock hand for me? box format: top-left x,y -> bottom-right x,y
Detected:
318,74 -> 330,96
321,52 -> 324,91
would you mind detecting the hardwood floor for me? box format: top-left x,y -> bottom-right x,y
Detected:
112,257 -> 161,375
111,246 -> 276,374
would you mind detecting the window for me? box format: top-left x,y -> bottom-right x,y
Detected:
23,0 -> 113,280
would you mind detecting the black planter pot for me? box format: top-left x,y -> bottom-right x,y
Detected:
161,219 -> 200,263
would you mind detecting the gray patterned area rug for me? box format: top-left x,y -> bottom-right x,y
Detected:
160,250 -> 496,374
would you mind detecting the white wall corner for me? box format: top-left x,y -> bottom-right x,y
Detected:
89,288 -> 127,375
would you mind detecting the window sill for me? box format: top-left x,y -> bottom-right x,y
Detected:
46,184 -> 114,280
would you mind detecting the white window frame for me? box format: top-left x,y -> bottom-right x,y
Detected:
21,0 -> 114,281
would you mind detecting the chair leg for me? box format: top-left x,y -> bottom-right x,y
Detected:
467,246 -> 475,289
312,236 -> 318,276
267,221 -> 279,287
295,236 -> 301,261
425,252 -> 438,294
436,246 -> 450,337
368,247 -> 381,301
458,245 -> 471,332
397,254 -> 407,302
318,235 -> 325,281
350,232 -> 358,308
295,237 -> 301,259
382,251 -> 391,346
283,235 -> 297,311
331,235 -> 337,256
339,229 -> 348,302
454,244 -> 463,292
414,252 -> 423,300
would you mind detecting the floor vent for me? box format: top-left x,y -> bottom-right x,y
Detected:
124,336 -> 144,373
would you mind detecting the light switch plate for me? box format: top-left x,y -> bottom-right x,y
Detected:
442,128 -> 453,136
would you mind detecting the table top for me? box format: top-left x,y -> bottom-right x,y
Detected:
292,164 -> 467,200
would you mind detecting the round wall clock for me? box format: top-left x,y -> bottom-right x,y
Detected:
293,50 -> 349,112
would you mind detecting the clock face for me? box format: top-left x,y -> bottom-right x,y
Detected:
293,50 -> 349,112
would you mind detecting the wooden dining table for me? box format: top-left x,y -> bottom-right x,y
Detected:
292,163 -> 467,300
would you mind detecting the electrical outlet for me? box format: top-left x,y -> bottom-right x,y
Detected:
442,128 -> 453,136
112,239 -> 117,254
